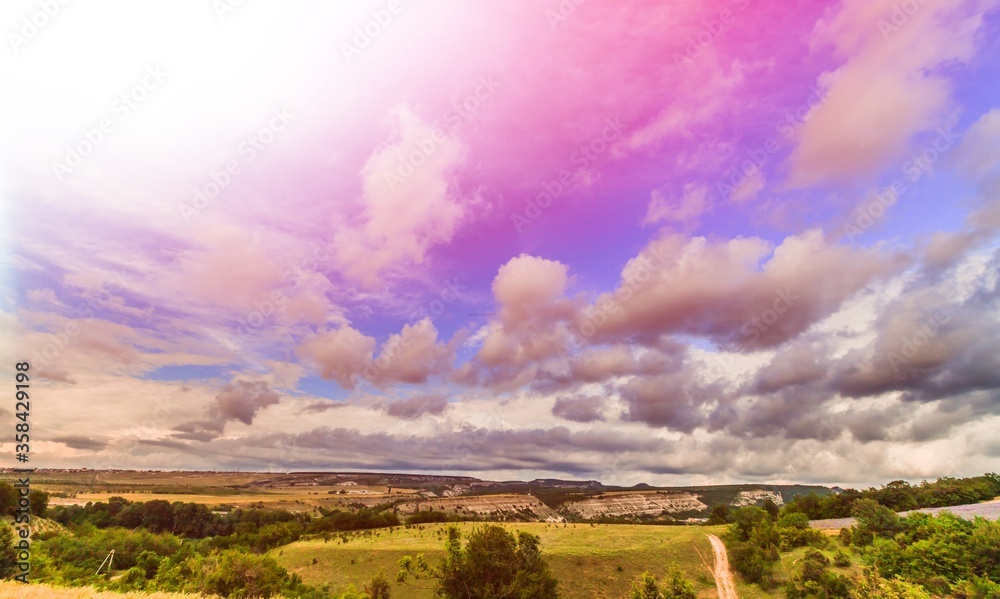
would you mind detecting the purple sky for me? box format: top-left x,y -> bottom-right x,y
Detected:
2,0 -> 1000,486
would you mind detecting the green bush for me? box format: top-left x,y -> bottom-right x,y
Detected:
399,524 -> 560,599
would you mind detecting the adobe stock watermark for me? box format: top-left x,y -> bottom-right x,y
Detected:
565,238 -> 674,344
7,0 -> 71,55
877,274 -> 988,378
178,106 -> 294,223
212,0 -> 249,20
843,126 -> 959,242
354,279 -> 465,385
137,396 -> 175,433
716,84 -> 831,202
51,65 -> 168,180
341,0 -> 403,63
672,0 -> 752,70
384,75 -> 501,191
235,237 -> 335,337
511,116 -> 625,232
740,287 -> 799,343
545,0 -> 588,29
878,0 -> 929,40
31,271 -> 130,372
883,309 -> 950,377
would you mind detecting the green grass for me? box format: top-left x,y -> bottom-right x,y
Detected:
271,523 -> 728,599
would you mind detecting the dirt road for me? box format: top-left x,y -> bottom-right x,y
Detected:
707,534 -> 739,599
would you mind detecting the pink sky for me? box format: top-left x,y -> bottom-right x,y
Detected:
2,0 -> 1000,486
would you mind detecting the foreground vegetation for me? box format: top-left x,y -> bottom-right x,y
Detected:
0,472 -> 996,598
718,494 -> 1000,599
273,522 -> 719,599
2,493 -> 719,598
782,474 -> 1000,520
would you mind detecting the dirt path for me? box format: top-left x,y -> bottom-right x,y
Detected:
707,534 -> 739,599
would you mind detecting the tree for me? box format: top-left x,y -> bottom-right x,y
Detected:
761,499 -> 781,521
778,512 -> 810,530
851,499 -> 900,545
708,505 -> 731,525
850,567 -> 930,599
28,489 -> 48,518
0,520 -> 18,579
630,572 -> 662,599
731,507 -> 771,542
200,550 -> 287,598
662,568 -> 697,599
398,524 -> 560,599
0,483 -> 16,517
627,570 -> 696,599
363,572 -> 392,599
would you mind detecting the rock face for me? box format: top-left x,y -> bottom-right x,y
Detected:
561,491 -> 707,519
397,493 -> 566,522
731,489 -> 784,507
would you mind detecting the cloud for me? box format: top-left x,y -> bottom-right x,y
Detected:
551,395 -> 606,423
296,326 -> 376,389
380,394 -> 449,420
787,0 -> 991,186
53,435 -> 109,451
584,229 -> 906,349
298,401 -> 348,415
367,319 -> 457,385
334,105 -> 469,287
200,424 -> 671,475
729,168 -> 765,204
473,255 -> 580,371
620,372 -> 714,433
642,183 -> 712,227
178,226 -> 285,310
173,379 -> 281,440
953,109 -> 1000,182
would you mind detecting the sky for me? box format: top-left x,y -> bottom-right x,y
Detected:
1,0 -> 999,487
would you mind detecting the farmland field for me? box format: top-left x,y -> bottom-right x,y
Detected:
271,522 -> 746,599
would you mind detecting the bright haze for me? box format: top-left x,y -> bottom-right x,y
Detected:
2,0 -> 999,486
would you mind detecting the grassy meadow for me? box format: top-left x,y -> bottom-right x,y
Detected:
272,522 -> 737,599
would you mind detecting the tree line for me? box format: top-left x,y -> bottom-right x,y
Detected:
783,474 -> 1000,520
717,493 -> 1000,599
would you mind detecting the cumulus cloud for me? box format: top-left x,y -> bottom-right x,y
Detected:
297,319 -> 458,389
296,326 -> 376,389
334,105 -> 469,287
174,379 -> 281,440
583,229 -> 906,349
471,255 -> 581,377
367,319 -> 457,385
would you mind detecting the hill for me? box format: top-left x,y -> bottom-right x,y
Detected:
271,522 -> 732,599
